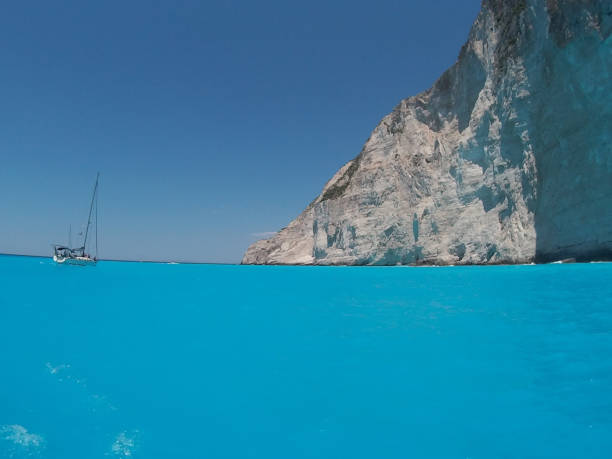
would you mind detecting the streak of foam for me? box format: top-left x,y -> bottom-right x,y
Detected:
45,362 -> 71,376
0,424 -> 45,457
45,362 -> 118,412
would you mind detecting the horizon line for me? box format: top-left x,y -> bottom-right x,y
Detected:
0,252 -> 239,266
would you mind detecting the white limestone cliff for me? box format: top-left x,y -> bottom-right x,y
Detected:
243,0 -> 612,265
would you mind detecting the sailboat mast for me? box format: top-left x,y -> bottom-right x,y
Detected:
82,172 -> 100,254
95,177 -> 99,259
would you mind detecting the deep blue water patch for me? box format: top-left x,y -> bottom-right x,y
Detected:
1,255 -> 612,458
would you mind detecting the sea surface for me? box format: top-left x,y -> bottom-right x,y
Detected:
1,255 -> 611,458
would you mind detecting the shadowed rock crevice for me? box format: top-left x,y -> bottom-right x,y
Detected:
532,0 -> 612,262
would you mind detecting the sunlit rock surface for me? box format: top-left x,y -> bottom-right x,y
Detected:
243,0 -> 612,265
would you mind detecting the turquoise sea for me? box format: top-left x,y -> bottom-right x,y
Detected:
1,254 -> 611,458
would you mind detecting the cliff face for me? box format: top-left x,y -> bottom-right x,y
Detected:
243,0 -> 612,265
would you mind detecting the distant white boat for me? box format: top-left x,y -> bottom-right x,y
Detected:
53,173 -> 100,266
53,253 -> 97,266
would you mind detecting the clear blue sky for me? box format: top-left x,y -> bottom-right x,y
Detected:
0,0 -> 481,263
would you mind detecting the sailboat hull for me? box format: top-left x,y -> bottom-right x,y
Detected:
53,255 -> 96,266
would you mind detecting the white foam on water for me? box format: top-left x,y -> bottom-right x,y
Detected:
0,424 -> 45,456
109,430 -> 140,457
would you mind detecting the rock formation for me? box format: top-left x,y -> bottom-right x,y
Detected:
243,0 -> 612,265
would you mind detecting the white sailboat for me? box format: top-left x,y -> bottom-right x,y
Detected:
53,173 -> 100,266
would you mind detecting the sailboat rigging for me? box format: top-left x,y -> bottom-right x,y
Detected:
53,173 -> 100,266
